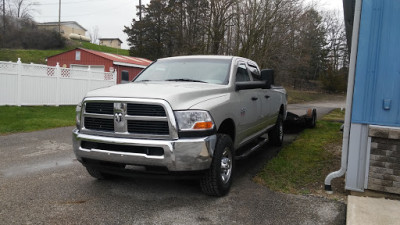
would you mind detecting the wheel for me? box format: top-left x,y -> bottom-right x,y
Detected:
85,166 -> 113,180
200,134 -> 234,196
306,109 -> 317,128
269,114 -> 284,146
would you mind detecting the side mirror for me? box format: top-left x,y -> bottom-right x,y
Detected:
261,69 -> 274,89
236,81 -> 267,91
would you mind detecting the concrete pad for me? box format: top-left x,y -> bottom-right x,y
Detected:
347,195 -> 400,225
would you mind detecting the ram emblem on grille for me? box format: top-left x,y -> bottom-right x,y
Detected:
114,112 -> 123,123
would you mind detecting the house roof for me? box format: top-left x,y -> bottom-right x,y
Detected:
99,38 -> 123,43
47,48 -> 152,68
38,21 -> 87,31
83,48 -> 152,67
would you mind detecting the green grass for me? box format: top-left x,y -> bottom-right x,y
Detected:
323,109 -> 346,121
0,106 -> 75,135
0,47 -> 74,64
80,42 -> 130,56
286,88 -> 344,104
0,41 -> 130,64
255,109 -> 345,194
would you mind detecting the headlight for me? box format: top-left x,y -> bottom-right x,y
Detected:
76,101 -> 82,129
174,110 -> 215,131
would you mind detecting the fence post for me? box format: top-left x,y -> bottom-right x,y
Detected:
113,69 -> 117,84
55,63 -> 61,106
16,58 -> 22,106
87,66 -> 92,92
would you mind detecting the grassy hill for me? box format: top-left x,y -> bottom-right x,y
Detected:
80,42 -> 129,56
0,41 -> 130,64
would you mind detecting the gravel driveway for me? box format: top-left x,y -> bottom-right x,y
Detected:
0,104 -> 346,224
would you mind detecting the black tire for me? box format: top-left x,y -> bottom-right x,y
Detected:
85,166 -> 113,180
306,109 -> 317,128
200,134 -> 234,197
269,114 -> 284,146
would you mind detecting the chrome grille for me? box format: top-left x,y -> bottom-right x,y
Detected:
128,121 -> 169,135
82,99 -> 174,139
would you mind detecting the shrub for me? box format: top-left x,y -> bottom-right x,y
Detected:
0,16 -> 66,49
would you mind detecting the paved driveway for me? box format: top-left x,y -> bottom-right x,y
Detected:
0,104 -> 346,224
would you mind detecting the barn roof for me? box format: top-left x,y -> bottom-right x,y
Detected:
47,48 -> 152,68
82,48 -> 152,67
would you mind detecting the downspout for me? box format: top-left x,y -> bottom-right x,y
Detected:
324,0 -> 363,194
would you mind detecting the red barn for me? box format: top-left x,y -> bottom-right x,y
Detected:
47,48 -> 152,83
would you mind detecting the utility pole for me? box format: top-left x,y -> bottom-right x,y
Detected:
58,0 -> 61,34
139,0 -> 142,21
2,0 -> 5,35
138,0 -> 142,48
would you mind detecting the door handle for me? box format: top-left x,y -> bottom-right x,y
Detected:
265,95 -> 270,99
251,97 -> 258,101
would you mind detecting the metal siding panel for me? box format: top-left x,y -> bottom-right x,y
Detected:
352,0 -> 400,127
115,65 -> 144,84
48,49 -> 114,72
345,123 -> 369,192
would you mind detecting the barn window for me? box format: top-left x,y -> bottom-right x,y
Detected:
75,51 -> 81,60
121,71 -> 130,83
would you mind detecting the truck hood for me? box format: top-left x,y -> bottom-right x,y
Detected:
85,82 -> 229,110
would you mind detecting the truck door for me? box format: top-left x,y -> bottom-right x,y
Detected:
264,88 -> 282,126
249,66 -> 282,128
235,62 -> 262,145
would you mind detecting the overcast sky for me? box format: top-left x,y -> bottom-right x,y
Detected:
32,0 -> 343,50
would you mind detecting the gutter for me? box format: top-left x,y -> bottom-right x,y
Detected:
324,0 -> 363,194
113,61 -> 147,69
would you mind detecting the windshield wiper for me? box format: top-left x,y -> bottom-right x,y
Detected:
165,78 -> 207,83
135,79 -> 151,82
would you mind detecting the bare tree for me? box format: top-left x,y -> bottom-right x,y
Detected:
89,26 -> 100,44
10,0 -> 37,19
124,0 -> 348,91
323,10 -> 348,71
207,0 -> 235,54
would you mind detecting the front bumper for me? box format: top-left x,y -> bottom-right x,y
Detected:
72,129 -> 216,171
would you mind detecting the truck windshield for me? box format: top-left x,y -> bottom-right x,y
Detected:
134,58 -> 231,85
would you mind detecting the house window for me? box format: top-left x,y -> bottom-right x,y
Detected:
75,51 -> 81,61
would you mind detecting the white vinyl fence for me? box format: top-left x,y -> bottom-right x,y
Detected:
0,59 -> 116,106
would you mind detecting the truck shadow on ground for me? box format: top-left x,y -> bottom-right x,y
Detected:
87,125 -> 307,197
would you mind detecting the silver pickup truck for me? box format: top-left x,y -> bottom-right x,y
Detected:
73,55 -> 287,196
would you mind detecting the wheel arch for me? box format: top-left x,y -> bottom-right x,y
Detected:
217,118 -> 236,144
279,104 -> 287,120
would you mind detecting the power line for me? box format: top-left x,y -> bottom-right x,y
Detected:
37,0 -> 111,6
35,5 -> 126,18
58,0 -> 61,33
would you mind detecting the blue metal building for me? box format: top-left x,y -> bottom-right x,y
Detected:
325,0 -> 400,194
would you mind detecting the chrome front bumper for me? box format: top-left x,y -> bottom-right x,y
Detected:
72,129 -> 216,171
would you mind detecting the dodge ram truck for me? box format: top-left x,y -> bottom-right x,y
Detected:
73,55 -> 287,196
